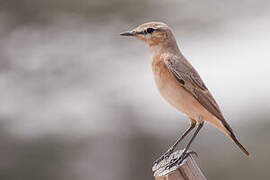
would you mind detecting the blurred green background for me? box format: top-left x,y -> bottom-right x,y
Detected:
0,0 -> 270,179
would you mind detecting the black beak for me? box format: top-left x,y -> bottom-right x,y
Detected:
120,31 -> 135,36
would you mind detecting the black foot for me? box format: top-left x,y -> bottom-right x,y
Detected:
154,148 -> 174,165
165,151 -> 197,169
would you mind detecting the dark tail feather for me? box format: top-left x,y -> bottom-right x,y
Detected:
222,121 -> 250,157
229,133 -> 250,157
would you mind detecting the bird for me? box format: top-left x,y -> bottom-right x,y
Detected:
120,22 -> 250,167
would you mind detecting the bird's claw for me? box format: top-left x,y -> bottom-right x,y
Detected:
186,150 -> 198,158
154,148 -> 174,165
165,151 -> 197,169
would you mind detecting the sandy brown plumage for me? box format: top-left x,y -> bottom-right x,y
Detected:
120,22 -> 250,163
164,54 -> 250,156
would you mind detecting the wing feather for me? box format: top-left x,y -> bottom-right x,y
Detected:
164,56 -> 250,156
164,57 -> 230,129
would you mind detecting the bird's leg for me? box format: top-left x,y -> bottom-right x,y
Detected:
166,121 -> 204,169
154,119 -> 196,165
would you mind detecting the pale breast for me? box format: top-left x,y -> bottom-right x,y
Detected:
151,57 -> 212,121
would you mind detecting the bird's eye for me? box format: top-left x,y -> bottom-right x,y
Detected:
146,28 -> 155,34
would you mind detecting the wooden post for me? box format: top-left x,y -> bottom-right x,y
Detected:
152,150 -> 207,180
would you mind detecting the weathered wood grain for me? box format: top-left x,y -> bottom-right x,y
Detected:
153,150 -> 206,180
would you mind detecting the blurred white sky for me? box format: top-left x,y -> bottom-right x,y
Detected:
118,12 -> 270,128
0,1 -> 270,138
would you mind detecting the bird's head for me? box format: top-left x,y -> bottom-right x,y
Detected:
120,22 -> 176,48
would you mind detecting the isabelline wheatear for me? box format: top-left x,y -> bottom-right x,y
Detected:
120,22 -> 250,167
